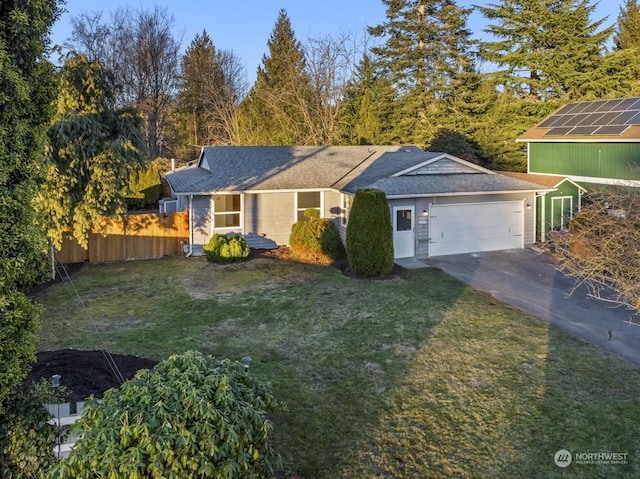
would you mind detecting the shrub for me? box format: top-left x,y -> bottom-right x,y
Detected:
289,209 -> 344,263
0,380 -> 66,479
52,351 -> 283,478
204,233 -> 250,262
345,188 -> 394,277
124,163 -> 162,210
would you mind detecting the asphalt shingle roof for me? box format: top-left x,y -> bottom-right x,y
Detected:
165,146 -> 550,198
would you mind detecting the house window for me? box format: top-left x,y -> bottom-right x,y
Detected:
341,194 -> 352,225
214,194 -> 241,228
296,191 -> 321,221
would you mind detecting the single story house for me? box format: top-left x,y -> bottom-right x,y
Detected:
164,146 -> 552,259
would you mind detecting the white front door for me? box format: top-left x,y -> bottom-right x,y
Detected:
393,206 -> 415,258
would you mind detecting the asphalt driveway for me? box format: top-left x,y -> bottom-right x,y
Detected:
419,248 -> 640,366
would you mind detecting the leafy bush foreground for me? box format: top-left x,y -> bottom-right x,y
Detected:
52,351 -> 282,478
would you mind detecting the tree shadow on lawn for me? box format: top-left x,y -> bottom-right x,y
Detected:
333,268 -> 640,478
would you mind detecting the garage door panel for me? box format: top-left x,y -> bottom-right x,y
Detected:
429,201 -> 523,257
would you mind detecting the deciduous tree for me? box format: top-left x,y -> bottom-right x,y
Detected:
551,192 -> 640,316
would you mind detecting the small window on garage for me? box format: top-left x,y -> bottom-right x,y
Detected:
214,194 -> 241,228
296,191 -> 321,221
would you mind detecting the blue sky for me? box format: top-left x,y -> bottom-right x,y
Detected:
50,0 -> 623,82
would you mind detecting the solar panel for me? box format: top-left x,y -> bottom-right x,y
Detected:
544,127 -> 574,136
616,98 -> 639,110
594,124 -> 630,135
575,113 -> 606,126
538,97 -> 640,136
580,101 -> 605,113
628,111 -> 640,125
553,114 -> 578,127
556,103 -> 580,114
568,126 -> 600,135
569,103 -> 591,114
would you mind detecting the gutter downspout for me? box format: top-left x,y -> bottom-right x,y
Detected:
186,195 -> 194,257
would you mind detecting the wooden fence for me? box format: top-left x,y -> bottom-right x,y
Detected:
57,212 -> 189,264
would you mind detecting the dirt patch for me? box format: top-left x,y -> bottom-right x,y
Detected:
25,349 -> 159,402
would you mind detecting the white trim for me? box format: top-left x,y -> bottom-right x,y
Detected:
294,191 -> 323,221
211,193 -> 243,234
385,188 -> 551,200
550,174 -> 640,188
551,196 -> 573,231
391,153 -> 495,177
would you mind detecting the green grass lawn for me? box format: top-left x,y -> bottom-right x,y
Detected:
34,256 -> 640,478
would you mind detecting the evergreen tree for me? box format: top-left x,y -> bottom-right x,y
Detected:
0,0 -> 61,411
235,9 -> 317,145
37,54 -> 145,248
176,30 -> 245,157
368,0 -> 478,144
615,0 -> 640,50
478,0 -> 612,102
339,54 -> 397,145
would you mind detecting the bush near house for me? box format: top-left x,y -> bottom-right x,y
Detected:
51,351 -> 282,478
345,188 -> 394,277
204,233 -> 250,262
289,208 -> 344,264
124,164 -> 162,210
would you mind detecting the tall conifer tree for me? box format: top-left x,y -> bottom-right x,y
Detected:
478,0 -> 612,102
368,0 -> 478,145
235,9 -> 316,145
615,0 -> 640,50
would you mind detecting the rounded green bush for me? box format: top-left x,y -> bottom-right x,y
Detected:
289,213 -> 344,260
204,233 -> 250,262
345,188 -> 394,277
52,351 -> 282,478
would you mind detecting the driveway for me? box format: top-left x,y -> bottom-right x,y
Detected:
417,248 -> 640,366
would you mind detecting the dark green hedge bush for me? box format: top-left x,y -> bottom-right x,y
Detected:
204,233 -> 250,262
345,188 -> 394,277
124,164 -> 162,210
289,208 -> 344,261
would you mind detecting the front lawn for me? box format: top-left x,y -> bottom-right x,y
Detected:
34,256 -> 640,478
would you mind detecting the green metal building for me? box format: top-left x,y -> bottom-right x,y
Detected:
514,97 -> 640,241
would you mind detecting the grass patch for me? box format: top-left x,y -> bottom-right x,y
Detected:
34,256 -> 640,478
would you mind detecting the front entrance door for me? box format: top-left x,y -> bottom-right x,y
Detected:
393,206 -> 415,258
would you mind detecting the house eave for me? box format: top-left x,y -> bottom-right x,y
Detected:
385,188 -> 552,199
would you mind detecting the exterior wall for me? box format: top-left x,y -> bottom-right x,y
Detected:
243,192 -> 296,245
529,143 -> 640,181
323,190 -> 342,221
191,195 -> 212,245
540,181 -> 582,241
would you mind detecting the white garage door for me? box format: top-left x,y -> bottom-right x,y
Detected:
429,201 -> 523,257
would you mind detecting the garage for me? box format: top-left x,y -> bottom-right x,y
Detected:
428,201 -> 524,257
